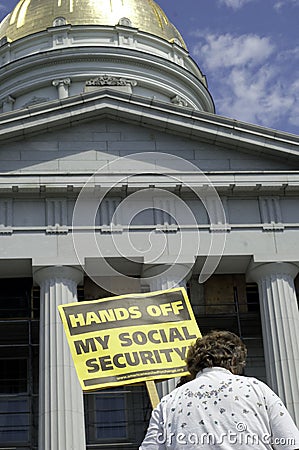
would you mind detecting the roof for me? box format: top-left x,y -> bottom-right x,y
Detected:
0,88 -> 298,162
0,0 -> 187,47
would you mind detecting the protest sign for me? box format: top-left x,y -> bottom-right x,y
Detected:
58,287 -> 201,391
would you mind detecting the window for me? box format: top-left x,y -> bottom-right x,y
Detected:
0,359 -> 28,394
0,396 -> 30,443
246,283 -> 260,312
118,17 -> 132,27
85,389 -> 127,441
53,17 -> 66,26
84,384 -> 151,448
0,279 -> 39,449
189,274 -> 266,382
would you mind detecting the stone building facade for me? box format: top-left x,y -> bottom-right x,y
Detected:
0,0 -> 298,448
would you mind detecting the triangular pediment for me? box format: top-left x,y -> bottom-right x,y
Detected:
0,90 -> 298,174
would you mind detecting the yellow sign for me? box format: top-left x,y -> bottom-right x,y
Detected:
58,287 -> 201,391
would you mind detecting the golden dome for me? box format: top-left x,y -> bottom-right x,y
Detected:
0,0 -> 187,48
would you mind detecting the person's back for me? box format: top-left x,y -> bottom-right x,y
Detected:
140,331 -> 299,450
142,367 -> 298,449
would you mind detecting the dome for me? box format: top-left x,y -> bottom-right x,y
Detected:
0,0 -> 187,48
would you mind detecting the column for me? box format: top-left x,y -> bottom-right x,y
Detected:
34,266 -> 86,450
52,78 -> 71,99
143,264 -> 191,397
143,264 -> 190,291
248,262 -> 299,424
2,95 -> 15,112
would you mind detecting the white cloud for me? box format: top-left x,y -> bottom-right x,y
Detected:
288,79 -> 299,127
192,31 -> 297,130
216,65 -> 295,126
195,33 -> 274,70
218,0 -> 255,10
278,46 -> 299,61
274,0 -> 299,10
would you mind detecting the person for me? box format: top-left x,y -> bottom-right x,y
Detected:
140,330 -> 299,449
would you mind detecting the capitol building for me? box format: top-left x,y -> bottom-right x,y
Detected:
0,0 -> 298,448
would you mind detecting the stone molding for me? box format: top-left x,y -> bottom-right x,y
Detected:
248,261 -> 299,282
34,265 -> 83,285
0,92 -> 294,160
52,77 -> 71,87
171,94 -> 189,107
86,74 -> 137,87
2,95 -> 15,112
0,198 -> 13,233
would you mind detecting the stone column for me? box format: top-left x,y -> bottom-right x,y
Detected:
34,266 -> 86,450
2,95 -> 15,112
248,262 -> 299,424
143,264 -> 191,397
143,264 -> 190,291
52,78 -> 71,99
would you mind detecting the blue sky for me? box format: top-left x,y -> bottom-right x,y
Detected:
158,0 -> 299,135
0,0 -> 298,135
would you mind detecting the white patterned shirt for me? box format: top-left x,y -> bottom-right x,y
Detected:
140,367 -> 299,449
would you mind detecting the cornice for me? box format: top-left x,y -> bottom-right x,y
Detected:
0,46 -> 214,113
0,47 -> 210,90
0,90 -> 298,160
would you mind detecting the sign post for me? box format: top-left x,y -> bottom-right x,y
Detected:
145,380 -> 160,409
58,287 -> 201,394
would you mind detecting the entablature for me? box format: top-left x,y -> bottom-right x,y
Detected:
1,172 -> 299,195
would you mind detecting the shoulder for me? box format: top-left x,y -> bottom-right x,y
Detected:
236,375 -> 270,389
160,384 -> 186,404
229,375 -> 279,400
242,376 -> 273,392
241,376 -> 286,409
158,380 -> 196,408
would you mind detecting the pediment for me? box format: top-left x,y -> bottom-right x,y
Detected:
0,90 -> 298,174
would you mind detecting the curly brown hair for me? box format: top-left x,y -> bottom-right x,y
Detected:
186,330 -> 247,376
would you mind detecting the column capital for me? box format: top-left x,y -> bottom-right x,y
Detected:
247,262 -> 299,283
2,95 -> 15,105
142,263 -> 192,289
34,265 -> 83,286
52,77 -> 71,87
